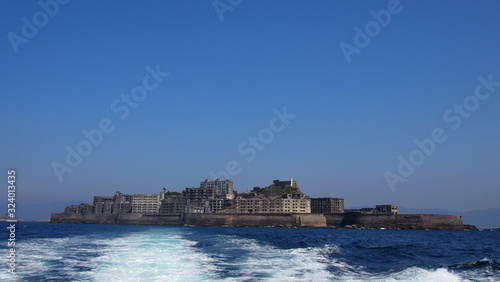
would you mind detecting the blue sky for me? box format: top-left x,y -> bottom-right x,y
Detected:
1,0 -> 500,218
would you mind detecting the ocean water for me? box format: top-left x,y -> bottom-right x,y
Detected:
0,222 -> 499,281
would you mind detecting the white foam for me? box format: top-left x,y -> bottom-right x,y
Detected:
90,231 -> 219,281
0,236 -> 100,281
214,237 -> 348,281
207,237 -> 475,282
384,267 -> 470,282
0,229 -> 490,282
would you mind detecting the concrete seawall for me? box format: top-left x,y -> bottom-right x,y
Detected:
338,213 -> 466,230
50,213 -> 182,225
50,212 -> 472,230
183,213 -> 326,227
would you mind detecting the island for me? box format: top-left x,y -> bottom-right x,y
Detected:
51,178 -> 477,230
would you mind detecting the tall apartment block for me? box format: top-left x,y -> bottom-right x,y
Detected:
236,194 -> 311,214
311,197 -> 345,213
200,179 -> 234,199
131,194 -> 161,213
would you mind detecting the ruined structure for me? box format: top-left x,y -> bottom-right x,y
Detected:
51,178 -> 475,230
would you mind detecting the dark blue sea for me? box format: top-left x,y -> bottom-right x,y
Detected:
1,222 -> 499,281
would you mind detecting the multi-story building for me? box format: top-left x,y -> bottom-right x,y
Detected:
184,179 -> 235,212
62,178 -> 325,216
200,179 -> 234,199
114,192 -> 132,213
236,194 -> 311,214
311,197 -> 345,213
185,187 -> 215,203
64,203 -> 94,214
79,203 -> 94,214
206,199 -> 234,213
375,204 -> 399,214
93,196 -> 115,214
93,192 -> 133,214
131,194 -> 161,213
159,196 -> 187,214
